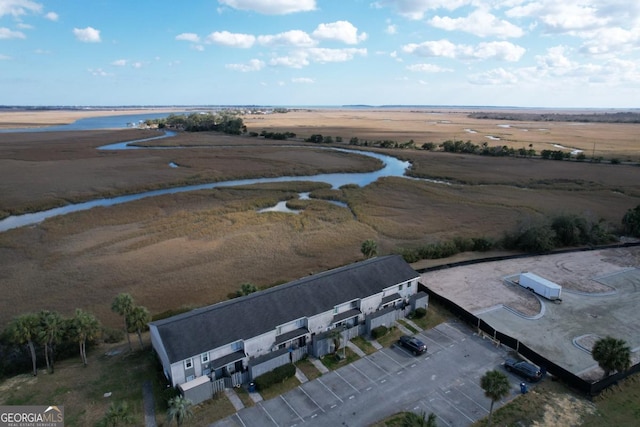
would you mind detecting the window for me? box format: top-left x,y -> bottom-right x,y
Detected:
184,358 -> 193,370
399,284 -> 403,290
201,353 -> 209,364
295,318 -> 305,328
231,341 -> 243,352
186,375 -> 195,382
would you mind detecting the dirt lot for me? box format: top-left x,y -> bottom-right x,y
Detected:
0,109 -> 639,330
421,246 -> 640,378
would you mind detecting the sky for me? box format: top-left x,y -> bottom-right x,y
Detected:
1,0 -> 639,108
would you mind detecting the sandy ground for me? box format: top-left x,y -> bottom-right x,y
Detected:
0,108 -> 175,128
421,246 -> 640,378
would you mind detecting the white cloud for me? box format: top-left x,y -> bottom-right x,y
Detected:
206,31 -> 255,48
506,1 -> 611,34
258,30 -> 316,47
312,21 -> 368,45
0,27 -> 25,39
218,0 -> 316,15
403,39 -> 525,62
73,26 -> 101,43
372,0 -> 472,20
269,52 -> 310,68
44,11 -> 58,21
88,67 -> 111,77
269,47 -> 367,68
176,33 -> 200,43
578,27 -> 640,56
16,22 -> 32,29
0,0 -> 42,18
429,9 -> 524,38
307,47 -> 367,63
132,61 -> 143,69
112,59 -> 127,66
385,24 -> 397,35
469,67 -> 518,85
225,58 -> 265,72
0,54 -> 11,60
292,77 -> 314,83
406,63 -> 453,72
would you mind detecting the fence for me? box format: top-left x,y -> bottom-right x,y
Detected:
420,282 -> 639,397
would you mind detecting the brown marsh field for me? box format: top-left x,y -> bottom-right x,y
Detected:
0,109 -> 639,329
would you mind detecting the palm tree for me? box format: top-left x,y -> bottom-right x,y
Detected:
480,369 -> 510,427
71,309 -> 101,366
361,239 -> 378,258
102,401 -> 133,426
7,313 -> 39,376
166,395 -> 193,426
37,310 -> 64,373
402,411 -> 437,426
112,293 -> 135,351
592,336 -> 631,378
129,305 -> 151,350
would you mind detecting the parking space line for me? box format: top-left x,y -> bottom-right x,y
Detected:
234,413 -> 248,427
298,385 -> 325,413
364,354 -> 388,378
280,395 -> 305,423
377,348 -> 405,367
438,388 -> 476,423
455,386 -> 490,414
417,332 -> 448,351
316,378 -> 344,403
349,363 -> 376,385
431,326 -> 459,343
258,402 -> 280,426
334,370 -> 360,393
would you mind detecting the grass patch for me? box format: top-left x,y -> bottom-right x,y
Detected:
582,372 -> 640,427
258,375 -> 301,401
295,358 -> 323,381
471,378 -> 596,427
351,336 -> 377,355
320,348 -> 360,371
410,300 -> 453,330
189,391 -> 236,426
233,387 -> 255,409
397,319 -> 419,334
375,326 -> 404,348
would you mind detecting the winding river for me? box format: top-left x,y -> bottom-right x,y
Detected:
0,114 -> 412,232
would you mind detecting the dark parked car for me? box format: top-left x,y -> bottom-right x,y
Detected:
398,335 -> 427,355
504,358 -> 543,382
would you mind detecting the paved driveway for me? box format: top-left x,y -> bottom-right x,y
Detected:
211,321 -> 527,427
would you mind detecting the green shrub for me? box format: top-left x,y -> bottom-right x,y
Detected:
414,308 -> 427,319
371,325 -> 388,339
254,363 -> 296,391
102,327 -> 124,344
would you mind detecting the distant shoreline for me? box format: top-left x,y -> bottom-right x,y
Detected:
2,105 -> 639,130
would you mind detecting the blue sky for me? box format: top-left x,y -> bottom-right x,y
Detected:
1,0 -> 639,107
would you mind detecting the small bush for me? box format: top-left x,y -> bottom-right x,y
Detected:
254,363 -> 296,391
414,308 -> 427,319
102,327 -> 124,344
371,325 -> 388,339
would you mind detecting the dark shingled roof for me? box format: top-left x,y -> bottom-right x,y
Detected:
150,255 -> 418,363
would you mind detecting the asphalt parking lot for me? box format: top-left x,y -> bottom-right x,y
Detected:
211,321 -> 529,427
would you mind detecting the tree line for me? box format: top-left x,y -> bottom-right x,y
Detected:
395,206 -> 640,263
147,112 -> 246,134
0,293 -> 150,378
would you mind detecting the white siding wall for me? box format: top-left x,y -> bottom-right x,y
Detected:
170,362 -> 185,387
149,326 -> 171,380
244,330 -> 277,357
278,317 -> 306,335
360,293 -> 383,315
308,310 -> 336,334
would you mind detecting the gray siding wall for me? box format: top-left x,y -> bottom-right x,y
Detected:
366,307 -> 402,332
249,350 -> 291,380
180,381 -> 213,405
